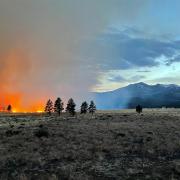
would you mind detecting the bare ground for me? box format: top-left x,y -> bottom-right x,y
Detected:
0,109 -> 180,179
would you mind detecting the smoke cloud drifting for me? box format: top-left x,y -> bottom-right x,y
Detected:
0,0 -> 149,111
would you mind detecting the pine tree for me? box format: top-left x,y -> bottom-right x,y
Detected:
80,101 -> 88,114
66,98 -> 76,116
54,97 -> 64,116
136,104 -> 143,114
89,101 -> 96,115
7,105 -> 12,112
45,99 -> 53,115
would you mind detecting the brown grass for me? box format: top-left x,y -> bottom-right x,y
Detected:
0,110 -> 180,179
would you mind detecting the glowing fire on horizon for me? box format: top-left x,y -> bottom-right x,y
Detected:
0,48 -> 47,113
36,110 -> 43,113
0,94 -> 45,113
0,107 -> 44,113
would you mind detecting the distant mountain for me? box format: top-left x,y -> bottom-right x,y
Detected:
93,82 -> 180,109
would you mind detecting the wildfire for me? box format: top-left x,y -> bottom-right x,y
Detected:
0,94 -> 45,113
36,110 -> 43,113
12,109 -> 17,113
0,48 -> 47,113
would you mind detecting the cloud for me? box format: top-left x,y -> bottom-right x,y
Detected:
137,70 -> 151,73
166,54 -> 180,66
82,27 -> 180,71
107,75 -> 126,82
147,76 -> 180,85
129,75 -> 146,82
106,74 -> 145,83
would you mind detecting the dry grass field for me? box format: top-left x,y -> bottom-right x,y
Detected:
0,109 -> 180,179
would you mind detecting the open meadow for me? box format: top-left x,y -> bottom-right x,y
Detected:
0,109 -> 180,179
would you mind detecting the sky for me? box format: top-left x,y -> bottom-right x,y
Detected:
0,0 -> 180,111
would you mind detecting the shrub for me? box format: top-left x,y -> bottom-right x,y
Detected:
136,104 -> 143,114
34,128 -> 49,138
5,130 -> 21,137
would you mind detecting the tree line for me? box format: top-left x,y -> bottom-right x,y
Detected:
45,98 -> 96,116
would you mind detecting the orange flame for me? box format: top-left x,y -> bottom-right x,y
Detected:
0,92 -> 45,113
0,47 -> 46,113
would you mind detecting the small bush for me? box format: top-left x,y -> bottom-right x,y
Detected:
34,128 -> 49,138
136,104 -> 143,114
6,130 -> 21,137
39,124 -> 43,128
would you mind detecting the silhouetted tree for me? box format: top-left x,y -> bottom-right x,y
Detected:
80,101 -> 88,114
136,104 -> 142,114
89,101 -> 96,115
7,105 -> 12,112
45,99 -> 53,115
66,98 -> 76,116
54,97 -> 64,116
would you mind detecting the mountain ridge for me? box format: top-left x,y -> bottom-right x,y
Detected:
94,82 -> 180,109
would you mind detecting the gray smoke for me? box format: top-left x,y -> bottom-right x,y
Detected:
0,0 -> 150,110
